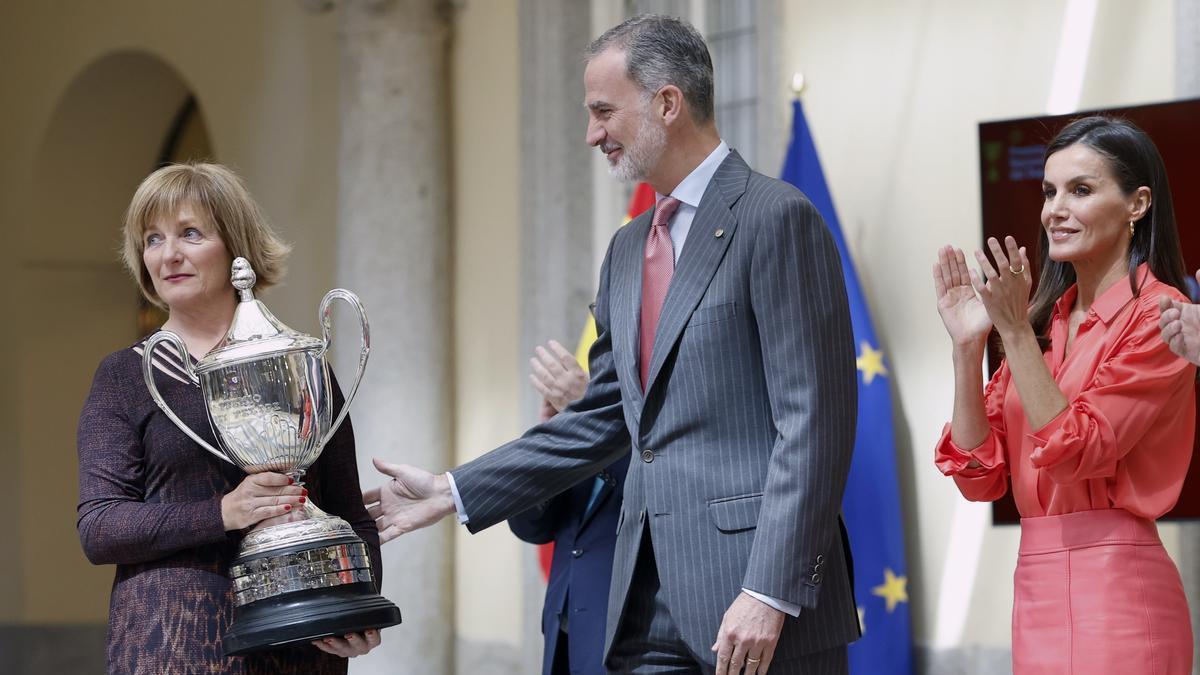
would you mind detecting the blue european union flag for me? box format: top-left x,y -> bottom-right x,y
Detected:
781,98 -> 913,674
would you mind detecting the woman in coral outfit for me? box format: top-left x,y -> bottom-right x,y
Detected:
933,116 -> 1195,675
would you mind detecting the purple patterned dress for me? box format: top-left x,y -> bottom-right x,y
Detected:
77,335 -> 383,674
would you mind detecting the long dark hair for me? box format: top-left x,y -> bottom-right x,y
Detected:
1027,116 -> 1187,345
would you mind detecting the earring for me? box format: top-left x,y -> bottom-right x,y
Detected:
1129,220 -> 1135,236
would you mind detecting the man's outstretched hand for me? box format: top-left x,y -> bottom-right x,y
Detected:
363,458 -> 457,544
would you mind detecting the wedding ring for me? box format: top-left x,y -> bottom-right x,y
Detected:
1009,265 -> 1024,276
747,656 -> 761,664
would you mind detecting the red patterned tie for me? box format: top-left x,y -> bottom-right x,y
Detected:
640,197 -> 681,390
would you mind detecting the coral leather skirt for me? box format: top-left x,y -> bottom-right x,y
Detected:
1013,509 -> 1192,674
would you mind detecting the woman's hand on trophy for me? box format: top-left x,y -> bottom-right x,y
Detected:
363,458 -> 457,544
221,472 -> 307,531
312,629 -> 381,658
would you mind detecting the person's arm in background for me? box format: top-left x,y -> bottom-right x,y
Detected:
1160,270 -> 1200,365
508,340 -> 591,544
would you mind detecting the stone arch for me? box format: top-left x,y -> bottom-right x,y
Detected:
16,49 -> 213,631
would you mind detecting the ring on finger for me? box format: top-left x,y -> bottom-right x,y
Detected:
747,656 -> 762,664
1009,264 -> 1024,276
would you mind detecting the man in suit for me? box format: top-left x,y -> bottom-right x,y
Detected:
510,338 -> 628,675
365,14 -> 859,674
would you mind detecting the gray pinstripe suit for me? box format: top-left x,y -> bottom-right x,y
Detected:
453,151 -> 860,671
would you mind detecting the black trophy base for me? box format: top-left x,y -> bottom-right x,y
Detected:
223,582 -> 402,656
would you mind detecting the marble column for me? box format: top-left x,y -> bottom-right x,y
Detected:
513,1 -> 596,672
332,1 -> 454,673
1177,3 -> 1200,672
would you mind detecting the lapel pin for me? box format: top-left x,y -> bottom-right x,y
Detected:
714,229 -> 725,238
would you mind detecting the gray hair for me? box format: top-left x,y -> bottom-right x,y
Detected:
585,14 -> 715,124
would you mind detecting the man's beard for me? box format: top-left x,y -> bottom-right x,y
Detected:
608,109 -> 667,183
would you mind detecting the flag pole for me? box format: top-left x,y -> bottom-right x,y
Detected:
790,71 -> 806,98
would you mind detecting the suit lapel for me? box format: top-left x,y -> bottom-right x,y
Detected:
616,211 -> 651,406
644,152 -> 750,396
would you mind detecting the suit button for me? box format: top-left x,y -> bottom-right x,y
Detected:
571,548 -> 584,558
641,449 -> 654,463
811,573 -> 823,584
815,554 -> 825,564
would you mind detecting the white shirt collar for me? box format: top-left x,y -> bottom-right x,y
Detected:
656,141 -> 730,208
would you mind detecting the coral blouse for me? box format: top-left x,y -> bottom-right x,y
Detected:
935,264 -> 1196,519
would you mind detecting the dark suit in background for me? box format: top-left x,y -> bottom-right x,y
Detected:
509,455 -> 629,675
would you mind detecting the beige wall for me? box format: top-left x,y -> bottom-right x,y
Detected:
782,0 -> 1177,653
450,0 -> 527,655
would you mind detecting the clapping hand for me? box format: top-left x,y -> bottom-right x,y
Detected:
933,245 -> 993,347
1159,270 -> 1200,366
969,236 -> 1033,338
529,339 -> 588,419
363,458 -> 455,544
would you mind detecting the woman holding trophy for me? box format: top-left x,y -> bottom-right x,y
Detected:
77,163 -> 383,673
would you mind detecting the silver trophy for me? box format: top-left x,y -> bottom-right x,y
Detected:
142,257 -> 401,655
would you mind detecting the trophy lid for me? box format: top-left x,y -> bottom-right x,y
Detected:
194,257 -> 324,374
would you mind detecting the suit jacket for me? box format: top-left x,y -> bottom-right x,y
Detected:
454,151 -> 861,665
507,455 -> 629,675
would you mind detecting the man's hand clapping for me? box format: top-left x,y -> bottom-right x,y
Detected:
1159,271 -> 1200,366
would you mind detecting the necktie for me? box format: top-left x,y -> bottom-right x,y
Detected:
640,197 -> 681,390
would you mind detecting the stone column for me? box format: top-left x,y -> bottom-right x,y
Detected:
1176,3 -> 1200,672
514,0 -> 596,672
333,1 -> 454,673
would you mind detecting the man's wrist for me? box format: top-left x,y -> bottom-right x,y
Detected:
433,474 -> 453,515
442,472 -> 470,524
742,588 -> 800,617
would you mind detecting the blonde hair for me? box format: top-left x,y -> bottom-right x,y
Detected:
122,162 -> 291,308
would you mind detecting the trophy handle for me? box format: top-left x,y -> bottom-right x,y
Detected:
141,331 -> 234,465
317,289 -> 370,450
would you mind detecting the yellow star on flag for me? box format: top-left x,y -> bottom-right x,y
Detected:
856,341 -> 887,385
872,568 -> 908,613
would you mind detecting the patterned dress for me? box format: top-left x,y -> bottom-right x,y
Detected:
77,335 -> 383,674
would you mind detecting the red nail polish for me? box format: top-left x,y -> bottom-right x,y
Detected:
301,488 -> 308,496
299,497 -> 306,503
288,477 -> 295,485
284,504 -> 292,511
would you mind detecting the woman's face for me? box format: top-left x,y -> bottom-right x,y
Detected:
1040,143 -> 1146,266
142,202 -> 234,311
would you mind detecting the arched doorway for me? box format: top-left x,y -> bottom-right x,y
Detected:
12,48 -> 213,659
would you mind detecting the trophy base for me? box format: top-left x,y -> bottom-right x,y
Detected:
223,582 -> 402,656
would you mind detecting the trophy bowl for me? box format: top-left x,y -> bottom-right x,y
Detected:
142,257 -> 401,655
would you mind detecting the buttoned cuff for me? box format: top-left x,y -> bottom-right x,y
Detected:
933,423 -> 1004,477
742,588 -> 801,617
445,472 -> 470,525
